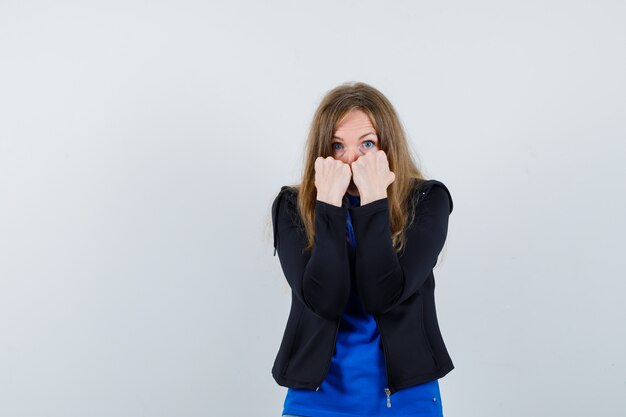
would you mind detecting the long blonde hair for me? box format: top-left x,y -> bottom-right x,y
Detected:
288,81 -> 427,253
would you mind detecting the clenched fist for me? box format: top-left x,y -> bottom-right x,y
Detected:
351,150 -> 395,205
314,156 -> 352,207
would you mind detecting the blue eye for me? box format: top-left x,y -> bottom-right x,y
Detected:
332,142 -> 343,151
363,140 -> 376,149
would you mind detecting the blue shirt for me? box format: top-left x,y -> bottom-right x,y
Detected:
283,193 -> 443,417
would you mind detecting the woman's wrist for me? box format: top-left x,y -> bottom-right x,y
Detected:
316,194 -> 343,207
360,191 -> 388,206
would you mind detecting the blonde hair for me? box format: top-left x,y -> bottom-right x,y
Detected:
286,81 -> 428,253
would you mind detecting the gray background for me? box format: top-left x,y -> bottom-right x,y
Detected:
1,1 -> 625,416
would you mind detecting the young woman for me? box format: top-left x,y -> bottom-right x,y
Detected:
271,82 -> 455,417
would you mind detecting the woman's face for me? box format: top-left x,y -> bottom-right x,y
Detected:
331,109 -> 379,165
332,109 -> 379,195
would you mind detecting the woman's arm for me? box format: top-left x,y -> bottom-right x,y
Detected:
349,182 -> 453,315
271,188 -> 351,321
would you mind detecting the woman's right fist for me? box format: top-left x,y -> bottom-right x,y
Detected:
314,156 -> 352,207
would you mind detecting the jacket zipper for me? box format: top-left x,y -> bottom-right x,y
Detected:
315,319 -> 341,391
374,314 -> 393,408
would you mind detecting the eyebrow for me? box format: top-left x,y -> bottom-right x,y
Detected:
332,132 -> 377,141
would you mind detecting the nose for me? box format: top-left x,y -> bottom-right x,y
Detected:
344,148 -> 359,164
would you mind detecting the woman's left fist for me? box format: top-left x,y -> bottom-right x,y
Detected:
351,150 -> 396,205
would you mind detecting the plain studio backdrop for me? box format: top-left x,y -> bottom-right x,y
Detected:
1,1 -> 625,416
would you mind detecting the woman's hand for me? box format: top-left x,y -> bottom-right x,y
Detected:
351,150 -> 396,205
314,156 -> 352,207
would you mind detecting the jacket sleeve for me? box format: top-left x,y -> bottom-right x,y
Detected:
349,182 -> 453,315
271,187 -> 351,321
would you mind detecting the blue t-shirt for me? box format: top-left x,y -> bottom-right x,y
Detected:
282,193 -> 443,417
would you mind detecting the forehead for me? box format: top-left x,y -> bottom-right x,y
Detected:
334,109 -> 376,135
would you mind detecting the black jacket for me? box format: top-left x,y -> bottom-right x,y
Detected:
270,179 -> 455,399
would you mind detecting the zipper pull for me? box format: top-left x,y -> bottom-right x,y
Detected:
316,386 -> 320,391
384,388 -> 391,408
